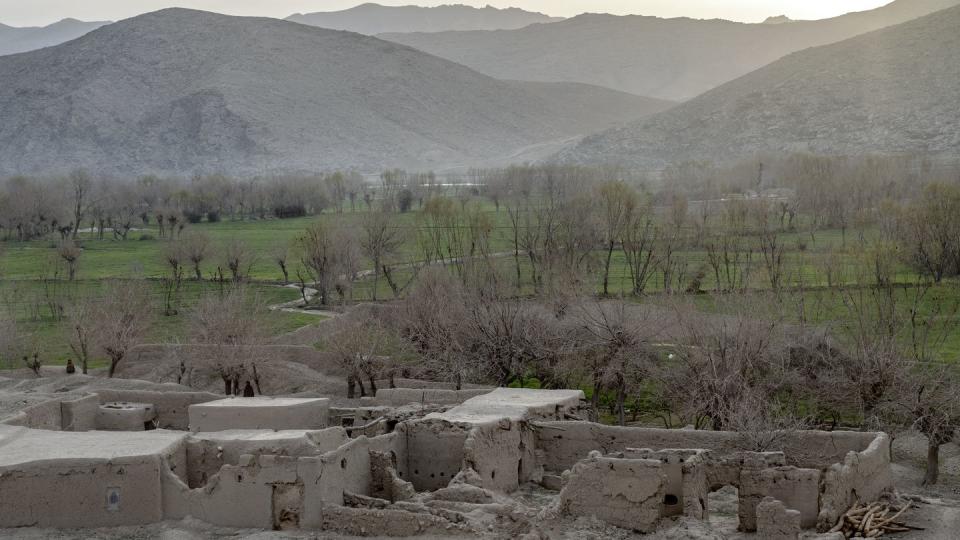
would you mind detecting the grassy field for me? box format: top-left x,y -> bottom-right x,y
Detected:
0,279 -> 315,368
1,203 -> 956,369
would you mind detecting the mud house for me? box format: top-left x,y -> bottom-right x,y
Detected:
0,382 -> 893,536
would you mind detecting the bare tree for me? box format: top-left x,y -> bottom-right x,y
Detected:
271,244 -> 290,283
68,169 -> 92,239
181,230 -> 211,280
397,268 -> 471,389
360,210 -> 405,301
220,238 -> 256,284
622,206 -> 660,295
596,181 -> 637,296
57,240 -> 82,281
571,300 -> 660,425
190,288 -> 268,395
65,297 -> 97,374
298,222 -> 337,305
657,297 -> 790,430
328,317 -> 401,398
899,182 -> 960,282
898,365 -> 960,485
93,281 -> 152,377
161,239 -> 186,315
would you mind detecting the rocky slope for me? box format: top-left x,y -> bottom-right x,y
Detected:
0,9 -> 672,178
382,0 -> 960,101
0,18 -> 107,56
287,2 -> 561,34
556,5 -> 960,169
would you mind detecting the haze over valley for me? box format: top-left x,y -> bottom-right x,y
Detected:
0,5 -> 959,538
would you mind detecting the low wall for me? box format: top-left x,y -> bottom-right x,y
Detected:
94,389 -> 221,430
534,422 -> 880,472
0,393 -> 100,432
372,388 -> 492,407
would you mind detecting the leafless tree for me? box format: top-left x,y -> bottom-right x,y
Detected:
657,297 -> 790,430
57,240 -> 82,281
190,288 -> 268,395
93,281 -> 152,377
360,210 -> 404,301
896,365 -> 960,485
271,244 -> 290,283
622,206 -> 660,295
161,239 -> 186,315
65,296 -> 97,374
596,181 -> 637,296
68,169 -> 92,239
571,300 -> 661,425
298,222 -> 337,305
899,182 -> 960,282
220,238 -> 256,284
181,230 -> 211,280
328,317 -> 403,398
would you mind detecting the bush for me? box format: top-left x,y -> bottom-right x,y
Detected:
138,233 -> 155,241
206,211 -> 221,223
184,211 -> 204,224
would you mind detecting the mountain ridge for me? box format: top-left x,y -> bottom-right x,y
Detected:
287,3 -> 562,35
0,17 -> 109,56
0,8 -> 671,178
555,4 -> 960,168
381,0 -> 960,101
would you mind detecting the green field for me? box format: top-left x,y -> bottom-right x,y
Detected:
1,202 -> 957,369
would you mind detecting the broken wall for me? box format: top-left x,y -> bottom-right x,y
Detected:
817,432 -> 893,530
161,431 -> 404,530
396,419 -> 469,491
559,453 -> 667,533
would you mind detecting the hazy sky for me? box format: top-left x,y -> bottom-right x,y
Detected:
1,0 -> 893,27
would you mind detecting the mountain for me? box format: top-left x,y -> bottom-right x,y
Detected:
381,0 -> 960,101
556,5 -> 960,169
762,16 -> 793,25
287,3 -> 561,34
0,18 -> 108,56
0,9 -> 672,178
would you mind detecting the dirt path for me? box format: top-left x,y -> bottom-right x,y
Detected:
268,284 -> 340,318
896,496 -> 960,539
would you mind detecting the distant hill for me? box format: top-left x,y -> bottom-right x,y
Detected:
382,0 -> 960,101
0,9 -> 672,178
762,16 -> 793,25
0,18 -> 108,56
287,3 -> 561,34
556,5 -> 960,169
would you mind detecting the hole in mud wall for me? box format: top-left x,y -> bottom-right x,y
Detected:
708,485 -> 739,531
490,469 -> 496,480
340,458 -> 347,469
663,494 -> 679,505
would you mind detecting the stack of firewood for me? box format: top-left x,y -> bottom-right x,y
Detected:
828,501 -> 921,538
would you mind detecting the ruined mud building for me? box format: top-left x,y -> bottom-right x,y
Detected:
0,381 -> 892,537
